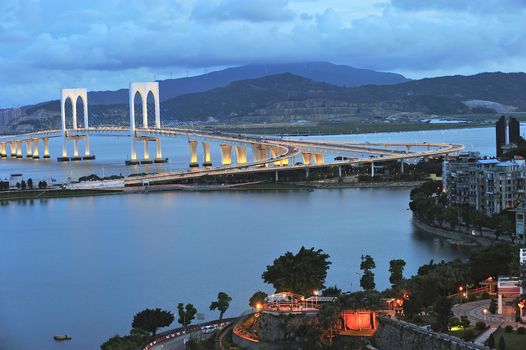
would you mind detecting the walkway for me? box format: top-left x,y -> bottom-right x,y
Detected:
452,299 -> 515,328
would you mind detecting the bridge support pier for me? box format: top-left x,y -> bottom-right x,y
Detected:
400,159 -> 404,174
71,138 -> 81,161
83,136 -> 95,160
220,144 -> 232,165
189,140 -> 199,168
235,146 -> 247,164
0,142 -> 6,158
9,142 -> 17,158
271,148 -> 282,166
371,162 -> 375,177
202,141 -> 212,167
143,139 -> 150,161
43,138 -> 50,159
16,141 -> 23,158
302,152 -> 311,165
313,153 -> 324,165
32,139 -> 40,159
25,140 -> 33,158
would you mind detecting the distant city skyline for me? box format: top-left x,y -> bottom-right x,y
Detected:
1,0 -> 525,107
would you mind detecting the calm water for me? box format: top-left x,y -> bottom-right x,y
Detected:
0,126 -> 507,350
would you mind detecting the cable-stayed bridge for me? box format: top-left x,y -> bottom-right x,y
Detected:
0,82 -> 464,185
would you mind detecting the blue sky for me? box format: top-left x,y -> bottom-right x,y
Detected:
1,0 -> 525,107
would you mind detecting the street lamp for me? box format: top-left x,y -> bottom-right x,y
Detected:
483,308 -> 488,321
458,286 -> 464,304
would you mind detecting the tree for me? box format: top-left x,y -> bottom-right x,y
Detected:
262,246 -> 331,295
460,315 -> 471,330
177,303 -> 197,329
389,259 -> 406,287
487,333 -> 495,348
317,302 -> 341,345
434,296 -> 452,332
360,270 -> 376,291
131,308 -> 174,337
498,336 -> 506,350
489,299 -> 497,314
27,178 -> 33,189
249,291 -> 268,308
100,328 -> 149,350
210,292 -> 231,320
20,180 -> 26,190
322,285 -> 342,297
469,244 -> 514,283
360,255 -> 376,291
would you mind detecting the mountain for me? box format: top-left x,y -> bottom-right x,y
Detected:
87,62 -> 409,105
9,71 -> 526,133
161,72 -> 526,121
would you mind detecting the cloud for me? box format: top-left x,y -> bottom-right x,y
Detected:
0,0 -> 525,107
192,0 -> 295,22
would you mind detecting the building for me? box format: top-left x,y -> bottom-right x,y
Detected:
0,108 -> 22,128
496,115 -> 520,158
497,276 -> 523,315
514,205 -> 526,244
443,153 -> 526,216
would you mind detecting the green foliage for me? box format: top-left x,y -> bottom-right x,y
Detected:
448,317 -> 460,329
177,303 -> 197,328
360,270 -> 376,291
209,292 -> 231,320
517,327 -> 526,335
100,328 -> 149,350
389,259 -> 406,287
463,329 -> 476,341
498,336 -> 506,350
317,302 -> 341,345
27,178 -> 33,189
131,308 -> 174,337
487,333 -> 496,348
338,291 -> 382,310
476,321 -> 487,331
261,246 -> 331,295
460,316 -> 471,329
489,299 -> 497,314
249,291 -> 268,308
505,325 -> 513,333
322,285 -> 342,297
434,296 -> 453,332
360,255 -> 376,291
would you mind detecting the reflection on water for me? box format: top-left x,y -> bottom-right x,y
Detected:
1,188 -> 468,350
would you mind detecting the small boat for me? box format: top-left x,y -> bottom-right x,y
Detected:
53,335 -> 72,341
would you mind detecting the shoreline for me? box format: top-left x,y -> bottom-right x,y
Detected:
0,179 -> 425,201
412,217 -> 509,247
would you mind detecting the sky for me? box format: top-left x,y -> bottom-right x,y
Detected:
1,0 -> 525,107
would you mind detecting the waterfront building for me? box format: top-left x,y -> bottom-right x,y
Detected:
443,153 -> 526,216
496,115 -> 520,158
0,108 -> 22,128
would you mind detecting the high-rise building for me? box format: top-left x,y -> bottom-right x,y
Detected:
496,116 -> 521,158
496,116 -> 506,158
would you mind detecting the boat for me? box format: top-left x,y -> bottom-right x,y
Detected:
53,335 -> 72,341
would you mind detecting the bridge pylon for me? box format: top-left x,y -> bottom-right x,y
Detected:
58,88 -> 95,162
126,82 -> 167,165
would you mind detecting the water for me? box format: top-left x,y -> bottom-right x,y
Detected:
0,126 -> 502,350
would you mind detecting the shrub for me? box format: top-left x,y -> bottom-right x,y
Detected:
487,333 -> 495,348
517,326 -> 526,334
468,294 -> 477,302
412,315 -> 423,324
475,321 -> 487,331
481,292 -> 490,299
489,299 -> 497,314
504,325 -> 513,333
463,329 -> 475,341
449,317 -> 460,329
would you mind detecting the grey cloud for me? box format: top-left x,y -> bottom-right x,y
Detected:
191,0 -> 295,22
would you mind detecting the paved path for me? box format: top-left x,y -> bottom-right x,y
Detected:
474,327 -> 496,345
452,300 -> 514,327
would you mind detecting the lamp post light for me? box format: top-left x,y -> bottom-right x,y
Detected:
458,286 -> 464,304
483,308 -> 488,321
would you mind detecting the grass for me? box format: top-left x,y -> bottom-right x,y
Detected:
491,328 -> 526,350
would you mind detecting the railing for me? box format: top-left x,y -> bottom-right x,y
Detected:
143,318 -> 237,350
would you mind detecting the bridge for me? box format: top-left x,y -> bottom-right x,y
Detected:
0,82 -> 464,185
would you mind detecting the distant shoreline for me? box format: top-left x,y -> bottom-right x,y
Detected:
0,179 -> 425,202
